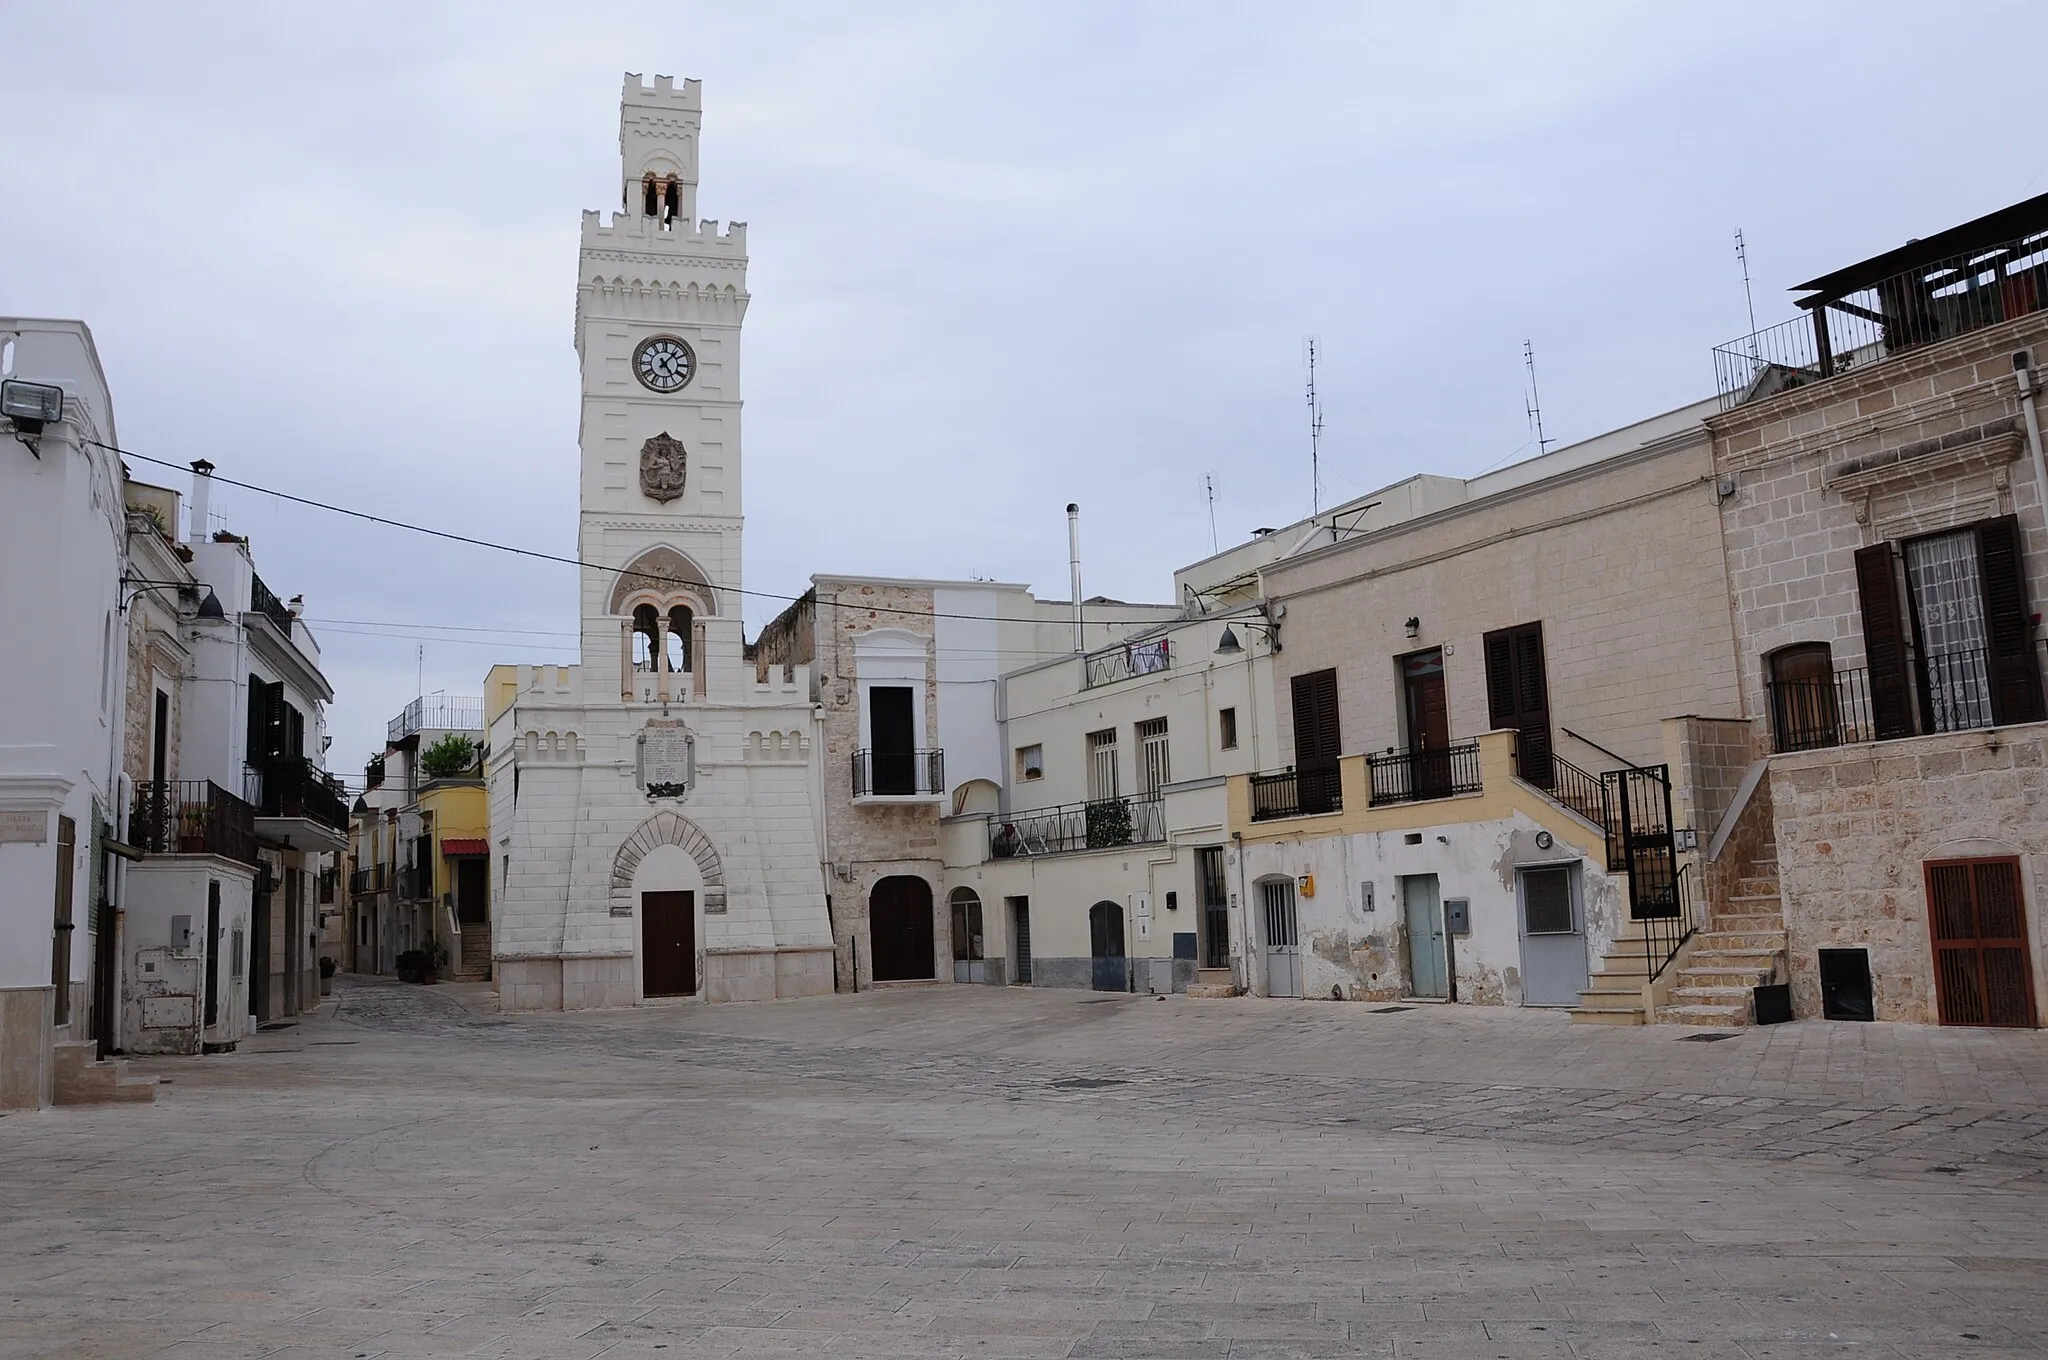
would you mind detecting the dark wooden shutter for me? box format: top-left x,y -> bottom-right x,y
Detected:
1484,623 -> 1552,786
1854,542 -> 1917,740
1927,857 -> 2037,1028
1290,669 -> 1341,765
1975,515 -> 2044,725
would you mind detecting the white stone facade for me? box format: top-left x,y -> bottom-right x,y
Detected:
487,76 -> 833,1008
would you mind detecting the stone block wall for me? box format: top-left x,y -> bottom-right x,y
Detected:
1769,723 -> 2048,1023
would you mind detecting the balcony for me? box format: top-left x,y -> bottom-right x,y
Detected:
245,755 -> 352,841
1248,765 -> 1343,822
1084,636 -> 1171,689
990,796 -> 1166,857
348,865 -> 386,895
130,781 -> 257,864
851,748 -> 945,802
1714,195 -> 2048,409
248,572 -> 296,636
389,694 -> 485,744
1765,647 -> 2011,753
1367,741 -> 1483,807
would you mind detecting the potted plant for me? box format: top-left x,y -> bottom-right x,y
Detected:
395,949 -> 427,984
318,955 -> 336,996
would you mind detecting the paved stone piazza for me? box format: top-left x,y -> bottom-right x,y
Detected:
5,983 -> 2048,1360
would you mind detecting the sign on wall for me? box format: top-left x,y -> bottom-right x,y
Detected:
0,811 -> 48,844
638,719 -> 695,799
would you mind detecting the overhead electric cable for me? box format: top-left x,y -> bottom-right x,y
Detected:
95,440 -> 1182,628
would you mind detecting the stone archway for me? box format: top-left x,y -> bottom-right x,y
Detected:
611,811 -> 724,912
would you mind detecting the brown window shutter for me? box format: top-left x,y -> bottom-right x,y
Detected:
1974,514 -> 2044,725
1854,542 -> 1916,740
1484,623 -> 1552,786
1483,630 -> 1516,728
1290,668 -> 1340,766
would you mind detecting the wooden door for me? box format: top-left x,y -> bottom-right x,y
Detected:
1926,858 -> 2036,1027
1484,623 -> 1552,786
869,687 -> 916,794
642,890 -> 697,997
1290,668 -> 1341,814
1402,649 -> 1451,798
456,858 -> 489,924
1089,901 -> 1126,992
869,876 -> 935,981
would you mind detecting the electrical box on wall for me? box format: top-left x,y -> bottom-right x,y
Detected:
171,915 -> 192,951
1297,874 -> 1315,898
1444,898 -> 1471,935
1360,881 -> 1374,913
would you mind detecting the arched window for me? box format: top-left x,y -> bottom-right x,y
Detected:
632,604 -> 659,673
666,605 -> 693,674
1768,643 -> 1841,752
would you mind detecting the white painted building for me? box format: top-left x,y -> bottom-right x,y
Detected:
0,319 -> 131,1108
485,75 -> 835,1009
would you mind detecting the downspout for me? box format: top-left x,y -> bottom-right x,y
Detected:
2015,351 -> 2048,543
1231,829 -> 1249,995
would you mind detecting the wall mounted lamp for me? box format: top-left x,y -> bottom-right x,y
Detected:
1404,616 -> 1421,639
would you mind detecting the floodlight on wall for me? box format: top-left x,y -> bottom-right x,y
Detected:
2,379 -> 63,455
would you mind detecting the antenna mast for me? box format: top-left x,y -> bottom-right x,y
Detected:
1305,337 -> 1325,515
1204,474 -> 1219,554
1522,339 -> 1552,457
1735,228 -> 1760,360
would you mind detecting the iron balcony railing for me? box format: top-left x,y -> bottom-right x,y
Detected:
1247,765 -> 1343,822
1640,862 -> 1702,985
989,796 -> 1166,857
348,865 -> 386,895
388,694 -> 486,744
1713,233 -> 2048,408
851,748 -> 945,798
1765,647 -> 2000,753
248,573 -> 296,636
1083,637 -> 1172,689
1545,754 -> 1610,835
130,780 -> 257,865
245,755 -> 351,832
1367,741 -> 1484,807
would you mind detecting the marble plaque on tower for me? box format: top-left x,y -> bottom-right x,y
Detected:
639,719 -> 694,798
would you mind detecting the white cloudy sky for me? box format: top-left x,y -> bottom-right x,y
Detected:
7,1 -> 2045,776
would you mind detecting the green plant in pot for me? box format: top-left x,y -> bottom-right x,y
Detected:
395,949 -> 428,983
420,733 -> 479,780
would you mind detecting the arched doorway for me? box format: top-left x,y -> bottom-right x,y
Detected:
870,876 -> 935,982
1767,643 -> 1841,751
1089,900 -> 1126,992
949,887 -> 985,984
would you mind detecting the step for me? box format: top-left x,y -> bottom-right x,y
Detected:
1680,964 -> 1775,989
1725,892 -> 1782,911
1661,1001 -> 1749,1026
1574,984 -> 1647,1012
1185,983 -> 1238,999
1570,1005 -> 1644,1025
1734,877 -> 1781,898
51,1041 -> 157,1106
1694,930 -> 1786,952
1709,913 -> 1786,933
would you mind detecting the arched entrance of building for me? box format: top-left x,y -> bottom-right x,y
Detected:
949,887 -> 985,983
1089,900 -> 1126,992
870,876 -> 935,982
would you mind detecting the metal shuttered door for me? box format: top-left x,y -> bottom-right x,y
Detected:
1926,857 -> 2037,1028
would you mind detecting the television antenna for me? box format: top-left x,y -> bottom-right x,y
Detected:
1735,227 -> 1760,360
1204,474 -> 1219,555
1305,337 -> 1326,515
1522,339 -> 1552,457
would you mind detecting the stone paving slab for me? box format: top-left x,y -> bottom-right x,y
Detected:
1,979 -> 2045,1359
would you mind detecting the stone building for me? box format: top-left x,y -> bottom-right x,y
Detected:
1700,192 -> 2048,1027
485,76 -> 833,1009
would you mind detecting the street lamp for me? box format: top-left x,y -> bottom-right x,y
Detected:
1214,617 -> 1281,656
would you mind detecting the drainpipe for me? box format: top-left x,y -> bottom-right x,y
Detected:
1231,829 -> 1249,995
1067,503 -> 1083,653
2015,352 -> 2048,543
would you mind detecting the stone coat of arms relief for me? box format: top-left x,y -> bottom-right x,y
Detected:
639,432 -> 688,503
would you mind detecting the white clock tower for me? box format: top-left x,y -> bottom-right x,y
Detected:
486,75 -> 835,1011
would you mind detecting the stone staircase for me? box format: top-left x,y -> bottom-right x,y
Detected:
1187,967 -> 1238,999
1570,920 -> 1664,1025
52,1040 -> 157,1105
1661,853 -> 1788,1026
455,922 -> 493,980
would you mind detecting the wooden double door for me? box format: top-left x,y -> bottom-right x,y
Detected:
642,890 -> 696,998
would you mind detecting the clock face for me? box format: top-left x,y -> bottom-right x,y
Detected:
633,335 -> 696,393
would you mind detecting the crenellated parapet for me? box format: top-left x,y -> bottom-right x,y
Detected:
580,209 -> 747,259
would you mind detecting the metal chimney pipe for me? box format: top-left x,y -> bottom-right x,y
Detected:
188,458 -> 215,545
1066,502 -> 1083,653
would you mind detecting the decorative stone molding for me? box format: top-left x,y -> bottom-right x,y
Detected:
609,810 -> 725,916
608,545 -> 715,615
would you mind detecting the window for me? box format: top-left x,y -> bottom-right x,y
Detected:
1218,707 -> 1237,750
666,605 -> 693,673
632,603 -> 659,672
1015,744 -> 1043,781
1483,622 -> 1550,786
1086,729 -> 1119,802
1767,643 -> 1840,751
1521,867 -> 1575,935
1137,717 -> 1170,795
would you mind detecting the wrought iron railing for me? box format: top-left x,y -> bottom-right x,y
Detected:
348,865 -> 386,895
1083,637 -> 1172,689
1366,741 -> 1483,807
1247,765 -> 1343,821
389,694 -> 486,744
248,573 -> 296,636
851,748 -> 945,798
1713,233 -> 2048,407
1766,648 -> 1998,753
130,780 -> 257,864
1546,754 -> 1609,834
1641,862 -> 1701,985
990,796 -> 1165,857
245,756 -> 351,832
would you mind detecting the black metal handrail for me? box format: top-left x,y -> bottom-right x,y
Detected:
1640,862 -> 1701,984
1714,233 -> 2048,408
1547,754 -> 1609,833
1366,741 -> 1482,807
851,748 -> 945,798
1766,647 -> 1997,753
1247,764 -> 1343,821
348,865 -> 385,894
990,796 -> 1165,857
1083,637 -> 1172,689
130,780 -> 257,864
248,573 -> 296,636
245,755 -> 351,832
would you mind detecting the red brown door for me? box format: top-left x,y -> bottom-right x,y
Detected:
642,890 -> 696,997
1402,649 -> 1451,798
869,876 -> 935,981
1926,858 -> 2036,1027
